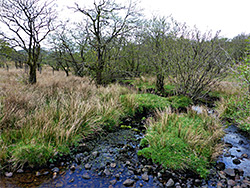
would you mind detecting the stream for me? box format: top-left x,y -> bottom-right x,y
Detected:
1,107 -> 250,187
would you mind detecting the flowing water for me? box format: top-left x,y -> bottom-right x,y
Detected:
1,107 -> 250,187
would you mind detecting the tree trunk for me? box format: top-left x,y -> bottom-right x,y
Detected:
156,74 -> 164,92
96,70 -> 102,85
29,63 -> 37,84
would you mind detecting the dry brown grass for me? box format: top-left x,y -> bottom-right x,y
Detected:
0,67 -> 134,169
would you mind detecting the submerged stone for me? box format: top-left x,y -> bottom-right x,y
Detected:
123,179 -> 135,187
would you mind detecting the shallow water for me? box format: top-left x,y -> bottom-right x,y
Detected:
2,108 -> 250,187
218,125 -> 250,176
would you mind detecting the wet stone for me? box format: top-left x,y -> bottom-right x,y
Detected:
123,179 -> 135,187
104,169 -> 111,176
114,173 -> 120,179
218,171 -> 227,179
36,171 -> 41,177
17,169 -> 24,173
110,179 -> 117,185
217,182 -> 223,188
133,175 -> 139,180
85,163 -> 92,170
70,165 -> 76,171
69,178 -> 74,183
5,172 -> 13,178
125,161 -> 131,166
110,163 -> 117,168
166,178 -> 175,187
224,168 -> 235,177
216,162 -> 226,170
239,140 -> 244,145
224,151 -> 231,157
55,182 -> 64,187
52,167 -> 60,173
82,173 -> 91,180
225,142 -> 233,148
241,153 -> 248,158
227,179 -> 236,186
233,159 -> 241,165
92,151 -> 99,158
43,171 -> 49,175
141,173 -> 149,181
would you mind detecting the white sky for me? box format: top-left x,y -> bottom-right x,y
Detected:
58,0 -> 250,39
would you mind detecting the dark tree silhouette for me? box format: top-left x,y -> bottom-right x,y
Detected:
0,0 -> 57,84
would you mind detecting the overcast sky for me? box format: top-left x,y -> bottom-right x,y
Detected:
57,0 -> 250,39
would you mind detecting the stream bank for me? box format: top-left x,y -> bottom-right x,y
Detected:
1,108 -> 250,187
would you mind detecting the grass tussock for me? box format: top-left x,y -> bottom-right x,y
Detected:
138,108 -> 224,178
0,68 -> 134,170
213,80 -> 250,132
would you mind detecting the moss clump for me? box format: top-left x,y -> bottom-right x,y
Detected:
167,95 -> 192,109
121,94 -> 171,115
139,110 -> 223,178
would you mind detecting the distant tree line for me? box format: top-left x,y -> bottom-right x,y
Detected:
0,0 -> 249,98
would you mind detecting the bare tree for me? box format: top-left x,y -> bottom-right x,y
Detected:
0,0 -> 57,84
169,28 -> 232,99
74,0 -> 141,85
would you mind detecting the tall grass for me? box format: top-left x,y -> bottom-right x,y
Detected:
0,68 -> 134,170
214,80 -> 250,131
138,108 -> 224,178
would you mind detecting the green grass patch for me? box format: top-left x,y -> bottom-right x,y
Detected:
138,110 -> 223,178
121,93 -> 192,116
121,94 -> 171,115
219,94 -> 250,131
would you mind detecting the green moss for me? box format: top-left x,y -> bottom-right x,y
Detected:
164,84 -> 176,95
167,95 -> 192,109
11,142 -> 54,167
139,111 -> 223,178
121,94 -> 192,116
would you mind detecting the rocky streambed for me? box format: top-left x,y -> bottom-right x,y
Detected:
1,110 -> 250,187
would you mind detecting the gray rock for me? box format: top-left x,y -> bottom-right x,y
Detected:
110,179 -> 117,185
55,182 -> 64,187
218,171 -> 226,179
82,173 -> 91,179
104,168 -> 111,176
216,182 -> 223,188
123,179 -> 135,187
17,169 -> 24,173
224,168 -> 235,177
85,163 -> 92,170
69,178 -> 74,183
114,173 -> 120,179
166,178 -> 175,187
141,173 -> 149,181
133,175 -> 139,180
43,171 -> 49,175
92,151 -> 99,158
241,153 -> 248,158
70,165 -> 76,171
227,179 -> 236,186
35,171 -> 41,177
125,161 -> 131,166
110,163 -> 116,168
5,172 -> 13,178
52,167 -> 60,173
